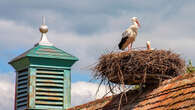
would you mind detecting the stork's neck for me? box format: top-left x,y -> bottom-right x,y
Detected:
133,21 -> 139,29
129,21 -> 139,32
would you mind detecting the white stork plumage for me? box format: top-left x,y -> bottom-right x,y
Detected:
146,41 -> 151,50
118,17 -> 140,51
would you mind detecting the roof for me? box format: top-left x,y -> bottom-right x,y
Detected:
68,72 -> 195,110
133,72 -> 195,110
9,44 -> 78,63
68,96 -> 113,110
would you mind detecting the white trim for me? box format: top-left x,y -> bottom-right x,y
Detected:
38,33 -> 53,46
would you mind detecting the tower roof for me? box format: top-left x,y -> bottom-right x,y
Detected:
9,45 -> 78,63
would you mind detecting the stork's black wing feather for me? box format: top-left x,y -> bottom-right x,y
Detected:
118,31 -> 131,50
118,36 -> 128,50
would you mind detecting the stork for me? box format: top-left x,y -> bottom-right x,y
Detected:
118,17 -> 140,51
146,41 -> 151,50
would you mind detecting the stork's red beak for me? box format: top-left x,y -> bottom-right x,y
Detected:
136,20 -> 141,28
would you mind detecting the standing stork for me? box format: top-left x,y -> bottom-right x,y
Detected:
118,17 -> 140,51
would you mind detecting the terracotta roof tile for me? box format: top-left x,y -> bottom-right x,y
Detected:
68,72 -> 195,110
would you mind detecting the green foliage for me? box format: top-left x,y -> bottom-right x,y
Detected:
186,60 -> 195,73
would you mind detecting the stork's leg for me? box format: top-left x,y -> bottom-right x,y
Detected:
128,44 -> 131,51
128,43 -> 133,51
130,42 -> 133,50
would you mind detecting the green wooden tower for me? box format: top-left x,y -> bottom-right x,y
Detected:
9,17 -> 78,110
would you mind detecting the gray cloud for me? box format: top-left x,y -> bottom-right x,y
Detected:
1,0 -> 193,35
71,81 -> 109,106
0,72 -> 15,110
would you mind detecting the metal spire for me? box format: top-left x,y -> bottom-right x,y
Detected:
38,16 -> 53,46
42,16 -> 45,25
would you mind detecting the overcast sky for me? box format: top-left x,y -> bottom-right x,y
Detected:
0,0 -> 195,110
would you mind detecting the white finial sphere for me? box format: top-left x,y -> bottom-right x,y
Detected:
39,24 -> 48,33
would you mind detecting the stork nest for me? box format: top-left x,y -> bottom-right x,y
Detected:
92,50 -> 185,86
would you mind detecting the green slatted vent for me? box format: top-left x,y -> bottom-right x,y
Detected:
35,69 -> 64,109
16,69 -> 28,110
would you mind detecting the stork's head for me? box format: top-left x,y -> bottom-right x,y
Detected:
131,17 -> 141,28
